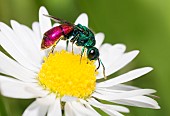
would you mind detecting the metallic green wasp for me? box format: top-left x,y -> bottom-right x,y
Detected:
41,15 -> 106,78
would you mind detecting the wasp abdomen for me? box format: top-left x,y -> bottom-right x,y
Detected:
60,24 -> 74,36
41,24 -> 74,49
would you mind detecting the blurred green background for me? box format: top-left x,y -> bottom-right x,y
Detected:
0,0 -> 169,116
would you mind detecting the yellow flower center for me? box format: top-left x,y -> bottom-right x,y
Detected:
38,50 -> 97,99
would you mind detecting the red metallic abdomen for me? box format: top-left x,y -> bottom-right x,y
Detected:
41,24 -> 74,49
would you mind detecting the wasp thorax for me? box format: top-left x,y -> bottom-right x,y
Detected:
74,24 -> 96,47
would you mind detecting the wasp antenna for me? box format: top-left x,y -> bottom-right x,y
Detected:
95,58 -> 101,72
99,59 -> 106,79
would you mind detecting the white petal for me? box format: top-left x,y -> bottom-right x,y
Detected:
53,23 -> 60,27
108,84 -> 139,91
96,86 -> 138,93
53,41 -> 82,55
92,89 -> 156,101
97,44 -> 127,79
39,6 -> 52,37
113,96 -> 160,109
98,50 -> 139,79
23,95 -> 55,116
100,44 -> 126,67
21,24 -> 41,50
21,24 -> 44,65
79,99 -> 101,116
21,24 -> 43,53
95,33 -> 105,48
97,67 -> 153,87
65,102 -> 75,116
0,23 -> 39,71
32,22 -> 42,41
71,101 -> 99,116
32,22 -> 46,57
0,51 -> 37,82
96,87 -> 126,93
99,43 -> 112,60
99,44 -> 126,63
23,101 -> 46,116
106,50 -> 139,77
96,43 -> 113,77
61,96 -> 78,102
0,76 -> 47,99
102,109 -> 124,116
88,98 -> 129,113
47,98 -> 62,116
74,13 -> 88,27
10,20 -> 42,67
84,97 -> 124,116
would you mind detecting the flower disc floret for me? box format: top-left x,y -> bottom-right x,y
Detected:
38,50 -> 97,99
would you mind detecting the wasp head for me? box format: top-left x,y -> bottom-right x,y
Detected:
87,47 -> 99,60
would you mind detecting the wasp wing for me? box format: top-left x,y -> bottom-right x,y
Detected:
43,14 -> 74,25
43,14 -> 89,35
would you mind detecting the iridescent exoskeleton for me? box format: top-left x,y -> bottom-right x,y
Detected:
41,15 -> 106,78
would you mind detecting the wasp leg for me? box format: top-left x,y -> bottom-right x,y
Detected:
66,40 -> 69,51
71,41 -> 75,54
95,58 -> 101,71
48,37 -> 62,57
99,58 -> 106,79
80,46 -> 85,64
87,58 -> 89,64
48,44 -> 56,57
70,34 -> 79,54
61,35 -> 69,51
51,44 -> 56,53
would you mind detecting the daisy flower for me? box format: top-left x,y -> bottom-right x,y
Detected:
0,6 -> 160,116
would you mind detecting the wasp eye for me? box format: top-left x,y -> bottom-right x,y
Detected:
87,47 -> 99,60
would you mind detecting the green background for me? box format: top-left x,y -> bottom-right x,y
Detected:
0,0 -> 169,115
